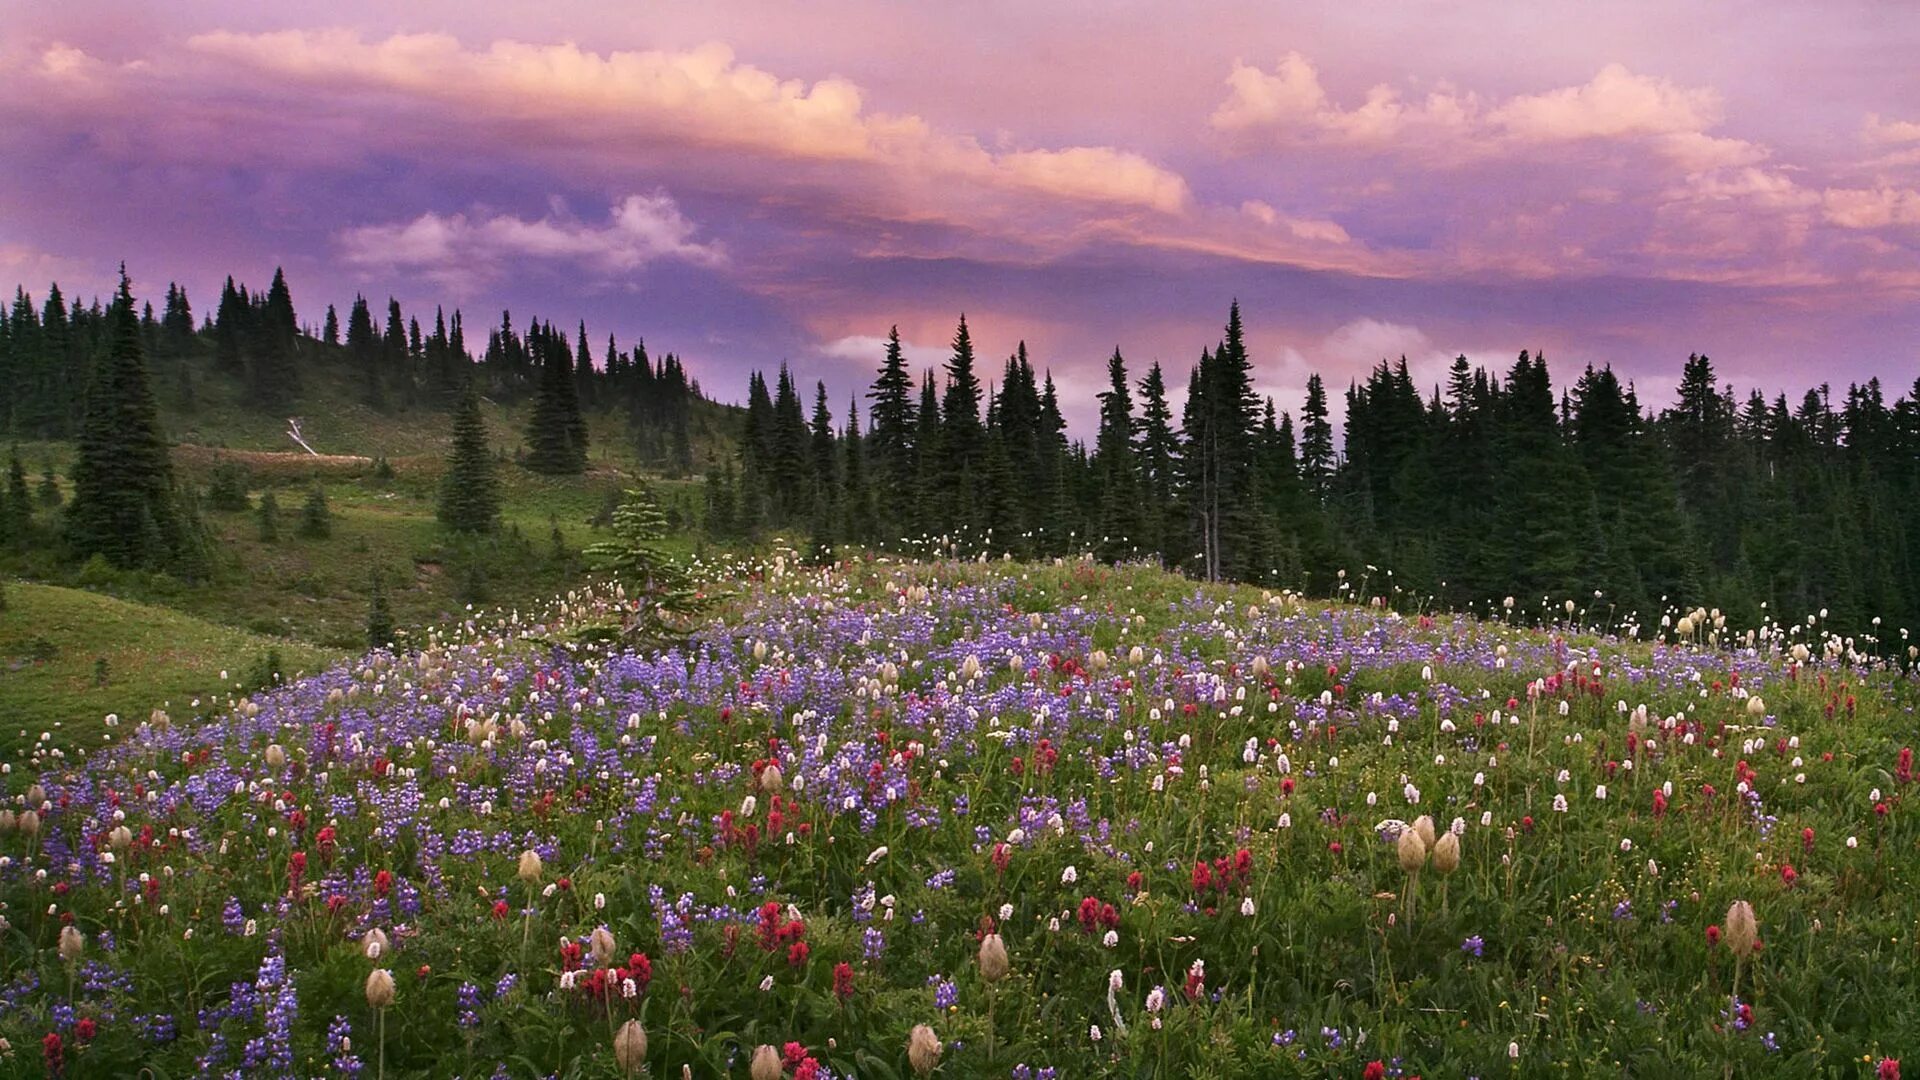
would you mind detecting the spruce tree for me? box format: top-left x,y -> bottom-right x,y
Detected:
867,327 -> 917,517
366,570 -> 395,649
2,448 -> 29,543
585,483 -> 705,642
438,379 -> 500,533
1093,348 -> 1141,561
524,331 -> 588,474
257,489 -> 280,541
1299,374 -> 1335,503
297,483 -> 331,539
322,304 -> 339,346
66,267 -> 183,569
939,316 -> 985,530
1135,362 -> 1178,561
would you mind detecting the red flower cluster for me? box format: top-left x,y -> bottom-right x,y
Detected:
1190,849 -> 1253,895
1076,896 -> 1120,934
784,1041 -> 823,1080
833,961 -> 855,1001
1899,747 -> 1914,786
758,901 -> 810,966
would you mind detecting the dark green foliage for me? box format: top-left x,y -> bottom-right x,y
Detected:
585,483 -> 707,643
257,489 -> 280,541
524,319 -> 588,474
205,464 -> 252,512
438,380 -> 500,533
365,570 -> 394,650
37,463 -> 60,507
2,449 -> 30,543
297,484 -> 330,539
1093,348 -> 1140,561
65,268 -> 186,570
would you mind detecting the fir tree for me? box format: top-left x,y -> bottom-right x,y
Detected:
365,570 -> 395,650
66,267 -> 183,569
322,304 -> 339,346
585,483 -> 706,643
1094,348 -> 1141,561
2,448 -> 29,542
297,483 -> 331,539
438,379 -> 500,533
867,326 -> 917,516
1299,374 -> 1335,503
257,489 -> 280,541
939,316 -> 985,529
524,329 -> 588,474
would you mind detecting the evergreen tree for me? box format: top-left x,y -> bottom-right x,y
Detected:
438,379 -> 500,533
841,395 -> 874,546
867,326 -> 917,518
297,483 -> 331,539
1299,374 -> 1335,503
322,304 -> 339,346
939,316 -> 985,530
250,267 -> 299,408
366,570 -> 395,649
1135,362 -> 1178,559
585,483 -> 706,643
525,328 -> 588,474
66,268 -> 183,569
257,489 -> 280,541
703,463 -> 737,542
1093,348 -> 1141,561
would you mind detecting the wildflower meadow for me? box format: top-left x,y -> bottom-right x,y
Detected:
2,554 -> 1918,1077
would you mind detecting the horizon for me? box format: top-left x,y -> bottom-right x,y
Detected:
3,1 -> 1917,432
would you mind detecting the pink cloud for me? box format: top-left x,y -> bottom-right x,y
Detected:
338,192 -> 725,292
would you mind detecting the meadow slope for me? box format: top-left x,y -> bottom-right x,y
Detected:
1,557 -> 1917,1077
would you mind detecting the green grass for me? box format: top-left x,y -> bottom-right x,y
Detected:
0,580 -> 340,754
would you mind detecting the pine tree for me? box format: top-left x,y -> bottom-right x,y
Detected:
66,268 -> 183,569
322,304 -> 339,346
867,327 -> 917,520
1299,374 -> 1335,503
366,570 -> 395,650
1135,362 -> 1178,559
439,379 -> 500,533
703,463 -> 737,542
347,296 -> 382,407
1094,348 -> 1141,561
939,316 -> 985,530
525,329 -> 588,474
297,483 -> 331,539
257,489 -> 280,541
251,267 -> 299,408
841,396 -> 874,547
2,448 -> 30,543
585,483 -> 706,643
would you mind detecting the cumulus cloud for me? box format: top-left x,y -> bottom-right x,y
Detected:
338,192 -> 725,291
1212,54 -> 1764,171
182,31 -> 1190,216
1862,113 -> 1920,146
1240,201 -> 1351,244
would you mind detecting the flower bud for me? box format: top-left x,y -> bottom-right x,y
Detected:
365,968 -> 396,1008
613,1019 -> 647,1073
1397,827 -> 1428,874
978,932 -> 1011,983
517,850 -> 543,882
908,1024 -> 943,1076
590,926 -> 617,967
750,1044 -> 783,1080
1431,831 -> 1460,876
58,925 -> 84,963
361,928 -> 389,960
1412,814 -> 1436,852
1725,900 -> 1758,955
759,764 -> 784,794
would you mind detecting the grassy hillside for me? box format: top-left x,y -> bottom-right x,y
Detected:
1,557 -> 1916,1075
0,580 -> 338,754
0,344 -> 738,733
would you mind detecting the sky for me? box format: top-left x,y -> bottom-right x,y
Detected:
2,0 -> 1917,432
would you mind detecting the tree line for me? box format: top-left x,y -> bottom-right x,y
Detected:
0,271 -> 703,477
721,303 -> 1920,638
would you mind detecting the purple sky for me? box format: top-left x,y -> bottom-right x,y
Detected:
3,1 -> 1917,431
